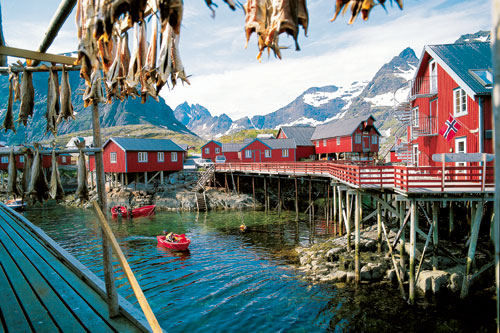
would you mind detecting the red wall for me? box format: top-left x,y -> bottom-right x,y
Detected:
390,151 -> 402,163
241,140 -> 296,162
201,141 -> 222,162
223,151 -> 240,162
314,136 -> 352,154
103,141 -> 127,173
0,153 -> 71,170
126,151 -> 183,172
411,61 -> 492,166
296,146 -> 315,160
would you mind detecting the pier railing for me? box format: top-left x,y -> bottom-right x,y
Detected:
215,162 -> 494,193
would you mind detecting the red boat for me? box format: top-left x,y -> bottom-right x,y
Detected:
111,205 -> 156,218
157,234 -> 191,251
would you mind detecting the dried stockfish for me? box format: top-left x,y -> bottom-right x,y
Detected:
2,72 -> 16,133
21,150 -> 33,194
17,69 -> 35,126
58,66 -> 76,123
75,139 -> 89,201
46,67 -> 60,136
27,143 -> 49,204
49,150 -> 65,201
7,148 -> 21,197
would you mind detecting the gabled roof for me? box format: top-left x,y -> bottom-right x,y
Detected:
278,126 -> 316,146
222,143 -> 245,152
311,116 -> 370,140
201,140 -> 222,149
105,137 -> 185,152
241,138 -> 296,151
420,42 -> 492,97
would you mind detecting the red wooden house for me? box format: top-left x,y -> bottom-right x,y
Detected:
222,143 -> 244,162
276,126 -> 316,160
407,42 -> 492,166
240,138 -> 296,162
0,146 -> 72,170
201,140 -> 222,162
89,137 -> 185,186
310,116 -> 381,161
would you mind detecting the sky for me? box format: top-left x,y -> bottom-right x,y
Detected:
1,0 -> 492,120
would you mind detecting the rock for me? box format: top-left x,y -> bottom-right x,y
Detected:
360,265 -> 372,281
417,270 -> 450,294
330,270 -> 347,282
448,272 -> 463,293
326,247 -> 343,261
346,272 -> 356,282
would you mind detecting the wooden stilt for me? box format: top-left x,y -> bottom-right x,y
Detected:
346,191 -> 351,251
449,201 -> 455,238
377,201 -> 382,253
355,190 -> 360,283
333,185 -> 337,222
92,101 -> 118,317
252,177 -> 256,210
144,172 -> 148,187
326,183 -> 330,227
295,178 -> 299,220
400,201 -> 406,271
461,201 -> 484,299
264,177 -> 268,213
432,201 -> 439,271
224,174 -> 228,193
309,178 -> 312,223
237,175 -> 240,194
338,187 -> 343,236
160,171 -> 163,185
267,177 -> 270,211
120,173 -> 124,188
125,173 -> 128,187
278,177 -> 281,217
409,199 -> 417,305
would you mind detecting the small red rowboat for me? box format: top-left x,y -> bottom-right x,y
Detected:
157,234 -> 191,251
111,205 -> 156,218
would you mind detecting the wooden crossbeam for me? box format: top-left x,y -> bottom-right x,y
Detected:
0,46 -> 76,65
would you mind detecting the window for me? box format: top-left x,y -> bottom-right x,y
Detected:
158,152 -> 164,162
372,135 -> 378,144
316,140 -> 319,147
110,152 -> 117,163
470,69 -> 492,87
245,150 -> 252,158
455,137 -> 467,172
171,152 -> 178,162
138,152 -> 148,162
337,137 -> 340,145
282,149 -> 289,158
355,134 -> 361,144
412,144 -> 419,167
412,107 -> 419,127
453,88 -> 467,116
1,156 -> 8,164
215,147 -> 220,154
430,60 -> 437,93
205,147 -> 210,154
323,139 -> 327,147
265,150 -> 271,158
19,155 -> 24,163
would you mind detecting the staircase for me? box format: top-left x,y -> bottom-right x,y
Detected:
195,192 -> 208,211
394,141 -> 412,164
192,164 -> 215,193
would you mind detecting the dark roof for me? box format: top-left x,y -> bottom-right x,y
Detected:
106,137 -> 185,152
279,126 -> 315,146
426,42 -> 492,96
172,141 -> 188,151
201,140 -> 222,148
222,143 -> 245,152
311,116 -> 368,140
262,138 -> 296,149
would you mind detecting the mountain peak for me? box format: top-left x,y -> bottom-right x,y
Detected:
455,30 -> 490,44
398,47 -> 417,61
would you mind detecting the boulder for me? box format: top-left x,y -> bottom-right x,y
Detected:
417,270 -> 450,294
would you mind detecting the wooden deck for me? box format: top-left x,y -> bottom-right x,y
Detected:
0,203 -> 152,332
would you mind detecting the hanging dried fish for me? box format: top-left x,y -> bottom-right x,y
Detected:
143,3 -> 159,98
266,0 -> 300,51
27,143 -> 49,204
157,0 -> 183,34
204,0 -> 237,17
126,22 -> 147,90
46,67 -> 60,136
2,72 -> 16,133
58,66 -> 76,123
13,72 -> 21,102
75,139 -> 89,201
171,32 -> 190,87
7,148 -> 21,197
17,69 -> 35,126
21,150 -> 32,194
49,150 -> 65,201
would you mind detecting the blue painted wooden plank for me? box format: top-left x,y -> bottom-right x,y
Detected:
0,207 -> 143,333
0,263 -> 31,332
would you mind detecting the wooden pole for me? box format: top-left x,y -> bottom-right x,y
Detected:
308,178 -> 312,223
333,185 -> 337,222
295,178 -> 299,220
400,201 -> 406,271
237,175 -> 240,194
252,176 -> 256,210
93,203 -> 162,332
326,183 -> 330,227
224,173 -> 228,193
409,199 -> 417,305
278,177 -> 281,217
160,171 -> 163,185
461,201 -> 484,299
377,201 -> 382,253
92,101 -> 118,317
355,190 -> 360,284
264,176 -> 268,213
449,201 -> 455,238
346,191 -> 351,251
493,3 -> 500,328
338,187 -> 343,236
432,201 -> 439,271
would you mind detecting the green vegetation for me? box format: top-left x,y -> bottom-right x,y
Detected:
217,129 -> 278,143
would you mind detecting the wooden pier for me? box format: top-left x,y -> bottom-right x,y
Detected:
0,203 -> 152,332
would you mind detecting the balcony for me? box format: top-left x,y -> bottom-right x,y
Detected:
410,76 -> 438,100
411,116 -> 438,138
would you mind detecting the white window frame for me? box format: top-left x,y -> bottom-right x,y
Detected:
316,140 -> 319,147
158,152 -> 164,162
265,150 -> 271,158
282,149 -> 289,158
215,147 -> 220,154
372,135 -> 378,144
337,137 -> 340,145
455,136 -> 467,175
245,150 -> 252,158
323,139 -> 327,147
205,147 -> 210,154
20,155 -> 25,163
138,152 -> 148,163
355,133 -> 361,144
110,152 -> 117,163
171,152 -> 178,162
1,156 -> 8,164
412,107 -> 419,127
429,60 -> 437,93
453,88 -> 468,117
412,144 -> 419,167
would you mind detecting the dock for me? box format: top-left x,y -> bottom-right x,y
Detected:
0,203 -> 152,332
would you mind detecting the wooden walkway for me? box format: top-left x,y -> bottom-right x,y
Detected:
0,203 -> 152,332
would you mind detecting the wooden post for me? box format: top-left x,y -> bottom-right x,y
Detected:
400,201 -> 406,271
264,176 -> 268,213
252,176 -> 256,210
144,172 -> 148,187
326,183 -> 330,227
294,178 -> 299,220
278,177 -> 281,217
333,184 -> 337,222
449,201 -> 455,238
92,101 -> 119,317
224,173 -> 228,193
125,173 -> 128,187
346,191 -> 351,251
355,191 -> 360,284
120,173 -> 124,188
432,201 -> 439,271
308,178 -> 312,223
461,201 -> 484,299
237,175 -> 240,194
493,4 -> 500,328
338,187 -> 343,236
377,201 -> 382,253
409,199 -> 417,305
160,171 -> 164,185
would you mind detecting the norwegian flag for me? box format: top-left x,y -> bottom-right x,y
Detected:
439,115 -> 461,141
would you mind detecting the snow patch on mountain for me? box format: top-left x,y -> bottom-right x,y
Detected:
396,65 -> 416,81
303,81 -> 367,108
276,117 -> 324,128
364,92 -> 397,107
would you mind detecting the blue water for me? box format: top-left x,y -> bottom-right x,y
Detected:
24,206 -> 497,332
